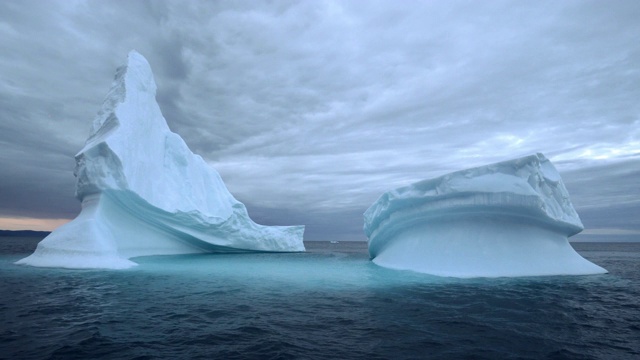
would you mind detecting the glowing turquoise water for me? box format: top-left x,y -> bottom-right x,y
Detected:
2,238 -> 639,359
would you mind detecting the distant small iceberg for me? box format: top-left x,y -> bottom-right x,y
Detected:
330,241 -> 339,244
364,153 -> 607,278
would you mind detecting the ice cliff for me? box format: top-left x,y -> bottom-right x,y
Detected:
364,153 -> 607,278
17,51 -> 305,269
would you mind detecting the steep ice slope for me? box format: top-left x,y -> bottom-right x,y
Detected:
364,153 -> 606,277
17,51 -> 304,269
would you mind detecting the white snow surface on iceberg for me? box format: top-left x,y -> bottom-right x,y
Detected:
17,51 -> 304,269
364,153 -> 607,278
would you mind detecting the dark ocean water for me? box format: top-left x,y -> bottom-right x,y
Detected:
1,237 -> 639,360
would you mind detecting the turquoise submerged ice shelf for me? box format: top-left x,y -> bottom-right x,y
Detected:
16,51 -> 304,269
364,153 -> 607,278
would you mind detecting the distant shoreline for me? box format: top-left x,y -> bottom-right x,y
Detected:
0,230 -> 51,237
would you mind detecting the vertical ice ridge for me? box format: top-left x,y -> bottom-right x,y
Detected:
90,65 -> 126,138
74,142 -> 128,200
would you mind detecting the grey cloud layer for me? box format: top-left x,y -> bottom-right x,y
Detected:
0,0 -> 638,239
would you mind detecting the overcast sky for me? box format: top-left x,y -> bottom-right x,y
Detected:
0,0 -> 638,241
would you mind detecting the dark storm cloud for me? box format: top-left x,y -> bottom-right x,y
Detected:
562,158 -> 640,237
563,159 -> 640,209
0,0 -> 193,220
0,0 -> 639,238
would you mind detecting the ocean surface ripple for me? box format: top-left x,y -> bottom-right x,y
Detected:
1,238 -> 639,359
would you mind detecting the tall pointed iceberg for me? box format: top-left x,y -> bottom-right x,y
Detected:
17,51 -> 305,269
364,153 -> 606,278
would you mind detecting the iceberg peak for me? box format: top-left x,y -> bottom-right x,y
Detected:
86,50 -> 160,145
122,50 -> 157,96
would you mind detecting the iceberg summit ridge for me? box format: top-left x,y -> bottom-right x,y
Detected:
17,51 -> 304,269
364,153 -> 607,278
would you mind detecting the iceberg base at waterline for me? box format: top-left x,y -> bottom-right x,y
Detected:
17,191 -> 304,270
364,153 -> 607,278
371,215 -> 606,278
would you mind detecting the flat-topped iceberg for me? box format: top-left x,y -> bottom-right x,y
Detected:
364,153 -> 606,278
17,51 -> 304,269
